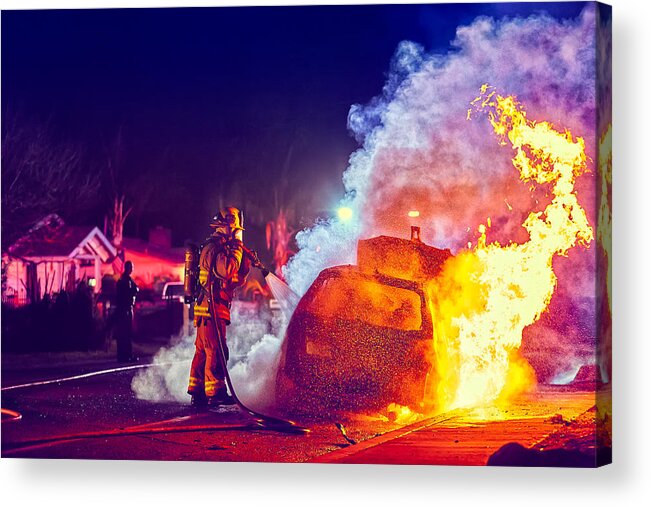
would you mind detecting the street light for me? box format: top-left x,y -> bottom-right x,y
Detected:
337,207 -> 353,222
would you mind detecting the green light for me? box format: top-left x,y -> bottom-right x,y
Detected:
337,207 -> 353,222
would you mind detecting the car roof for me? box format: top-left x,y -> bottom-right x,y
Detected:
317,265 -> 423,293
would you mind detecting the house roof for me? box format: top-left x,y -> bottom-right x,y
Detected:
7,214 -> 116,261
122,237 -> 184,265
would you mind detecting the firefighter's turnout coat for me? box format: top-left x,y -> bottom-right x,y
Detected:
188,235 -> 250,398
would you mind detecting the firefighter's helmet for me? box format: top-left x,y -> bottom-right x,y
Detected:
210,207 -> 245,231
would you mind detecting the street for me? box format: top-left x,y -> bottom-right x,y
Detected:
1,356 -> 401,461
1,356 -> 606,464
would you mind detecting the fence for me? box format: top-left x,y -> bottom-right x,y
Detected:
1,294 -> 28,308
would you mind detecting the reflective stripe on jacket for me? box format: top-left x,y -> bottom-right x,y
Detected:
193,236 -> 244,323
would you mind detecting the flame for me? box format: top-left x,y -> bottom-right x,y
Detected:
386,403 -> 423,425
425,85 -> 593,412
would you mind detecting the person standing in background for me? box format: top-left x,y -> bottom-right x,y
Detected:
115,260 -> 139,363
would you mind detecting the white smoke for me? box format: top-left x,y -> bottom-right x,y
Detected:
131,332 -> 195,402
284,217 -> 359,296
131,302 -> 290,410
283,6 -> 599,380
285,6 -> 598,302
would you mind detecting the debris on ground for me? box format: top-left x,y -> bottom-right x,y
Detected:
335,422 -> 357,445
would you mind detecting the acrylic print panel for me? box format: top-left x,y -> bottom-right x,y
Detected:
1,2 -> 612,467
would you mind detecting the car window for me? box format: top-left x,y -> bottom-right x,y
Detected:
307,276 -> 422,331
163,283 -> 183,297
169,284 -> 184,296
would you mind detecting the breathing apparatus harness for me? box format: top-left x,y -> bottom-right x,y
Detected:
184,236 -> 269,306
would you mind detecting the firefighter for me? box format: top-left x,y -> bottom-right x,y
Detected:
188,207 -> 251,408
115,260 -> 139,363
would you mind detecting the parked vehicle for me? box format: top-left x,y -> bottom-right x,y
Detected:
161,281 -> 185,301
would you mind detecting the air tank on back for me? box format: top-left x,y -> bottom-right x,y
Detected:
183,242 -> 200,304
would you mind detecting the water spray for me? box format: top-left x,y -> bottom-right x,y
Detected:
242,245 -> 301,319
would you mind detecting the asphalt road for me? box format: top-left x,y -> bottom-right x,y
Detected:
1,359 -> 604,464
1,359 -> 401,461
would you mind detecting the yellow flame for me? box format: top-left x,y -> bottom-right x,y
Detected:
386,402 -> 423,425
427,86 -> 593,412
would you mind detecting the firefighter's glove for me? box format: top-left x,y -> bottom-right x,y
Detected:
238,252 -> 252,278
227,238 -> 244,252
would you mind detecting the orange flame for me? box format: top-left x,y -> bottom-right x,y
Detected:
425,85 -> 593,412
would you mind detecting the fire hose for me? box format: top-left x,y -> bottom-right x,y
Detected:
1,408 -> 23,423
241,245 -> 270,277
206,254 -> 309,435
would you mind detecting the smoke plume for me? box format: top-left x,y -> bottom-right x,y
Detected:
132,303 -> 289,410
285,5 -> 600,379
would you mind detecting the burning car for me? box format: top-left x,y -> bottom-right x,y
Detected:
276,231 -> 451,416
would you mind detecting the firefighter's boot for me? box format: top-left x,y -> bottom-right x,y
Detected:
208,387 -> 235,407
191,393 -> 208,411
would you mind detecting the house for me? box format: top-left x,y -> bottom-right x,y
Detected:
2,214 -> 116,306
3,215 -> 190,308
120,226 -> 185,292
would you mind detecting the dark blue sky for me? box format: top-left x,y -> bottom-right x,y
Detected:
2,3 -> 588,244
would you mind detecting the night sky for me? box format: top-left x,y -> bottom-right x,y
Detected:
2,2 -> 587,247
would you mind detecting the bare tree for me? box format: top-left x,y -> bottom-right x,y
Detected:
1,109 -> 101,250
106,194 -> 132,249
103,128 -> 129,249
102,127 -> 158,252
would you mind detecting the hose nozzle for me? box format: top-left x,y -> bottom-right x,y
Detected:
242,246 -> 270,277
